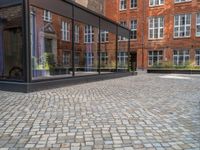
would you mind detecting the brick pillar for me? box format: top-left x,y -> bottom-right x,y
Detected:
190,48 -> 195,65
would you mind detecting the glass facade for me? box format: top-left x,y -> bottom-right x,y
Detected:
30,6 -> 73,80
100,31 -> 117,73
74,21 -> 99,76
118,35 -> 129,71
0,0 -> 130,85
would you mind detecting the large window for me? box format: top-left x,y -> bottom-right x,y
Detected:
61,21 -> 70,41
84,25 -> 94,43
175,0 -> 191,3
100,30 -> 117,73
119,0 -> 126,10
63,51 -> 71,66
173,50 -> 189,66
0,5 -> 23,80
174,14 -> 191,38
148,51 -> 163,66
130,20 -> 137,39
75,25 -> 79,43
101,30 -> 109,43
149,0 -> 164,6
195,50 -> 200,66
196,13 -> 200,37
100,52 -> 108,65
149,17 -> 164,39
130,0 -> 137,8
118,52 -> 128,68
75,21 -> 99,76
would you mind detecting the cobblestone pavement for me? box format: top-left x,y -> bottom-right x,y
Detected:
0,73 -> 200,150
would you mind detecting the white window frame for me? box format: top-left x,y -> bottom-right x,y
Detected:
149,0 -> 164,7
148,51 -> 163,66
63,51 -> 71,65
100,52 -> 108,65
118,52 -> 128,68
196,13 -> 200,37
173,50 -> 190,66
148,17 -> 164,39
130,20 -> 137,40
174,14 -> 191,38
174,0 -> 192,3
84,25 -> 94,43
75,25 -> 79,43
100,30 -> 109,43
130,0 -> 137,9
85,52 -> 94,65
195,50 -> 200,66
75,52 -> 80,65
119,0 -> 126,11
61,21 -> 70,41
43,10 -> 52,22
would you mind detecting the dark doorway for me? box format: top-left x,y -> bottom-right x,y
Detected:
45,38 -> 53,53
130,51 -> 137,71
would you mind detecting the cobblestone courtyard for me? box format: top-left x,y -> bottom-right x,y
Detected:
0,73 -> 200,150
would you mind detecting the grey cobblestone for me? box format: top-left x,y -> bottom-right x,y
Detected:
0,73 -> 200,149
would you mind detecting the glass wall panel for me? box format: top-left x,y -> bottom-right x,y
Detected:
100,30 -> 117,73
74,20 -> 99,76
30,6 -> 73,80
0,5 -> 24,80
118,36 -> 129,71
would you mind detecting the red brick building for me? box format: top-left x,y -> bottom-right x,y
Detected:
105,0 -> 200,69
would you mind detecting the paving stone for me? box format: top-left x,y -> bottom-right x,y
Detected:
0,72 -> 199,149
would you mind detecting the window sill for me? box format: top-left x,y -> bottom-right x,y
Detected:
62,40 -> 71,42
149,4 -> 165,8
119,9 -> 127,12
44,20 -> 52,23
118,40 -> 129,42
130,39 -> 137,41
148,38 -> 164,41
84,42 -> 94,44
130,7 -> 137,10
173,37 -> 191,39
174,1 -> 192,5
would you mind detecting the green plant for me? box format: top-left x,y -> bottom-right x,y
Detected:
46,53 -> 55,68
161,61 -> 173,68
149,60 -> 200,70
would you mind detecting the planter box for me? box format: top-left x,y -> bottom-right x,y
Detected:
147,68 -> 200,74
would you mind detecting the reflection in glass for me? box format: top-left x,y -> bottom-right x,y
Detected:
118,35 -> 129,71
100,31 -> 117,73
30,6 -> 72,80
74,21 -> 99,76
0,5 -> 23,80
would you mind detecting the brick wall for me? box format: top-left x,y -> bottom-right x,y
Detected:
105,0 -> 200,69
